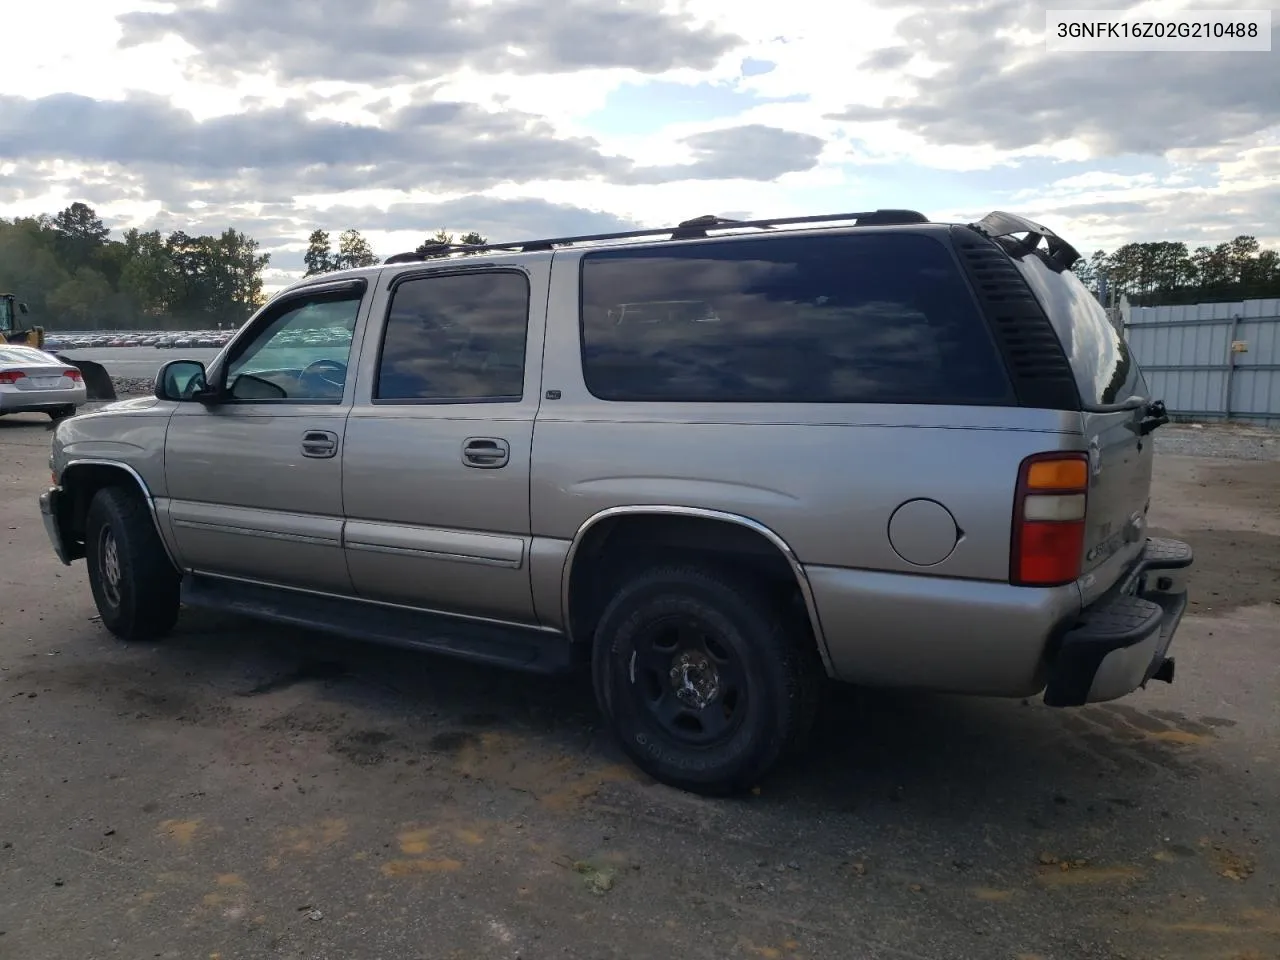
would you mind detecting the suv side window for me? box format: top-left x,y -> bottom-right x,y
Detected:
374,271 -> 529,403
579,233 -> 1013,404
225,294 -> 361,402
1011,251 -> 1149,406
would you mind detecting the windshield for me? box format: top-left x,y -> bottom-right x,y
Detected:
0,299 -> 12,333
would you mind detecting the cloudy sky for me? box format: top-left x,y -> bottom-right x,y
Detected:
2,0 -> 1277,287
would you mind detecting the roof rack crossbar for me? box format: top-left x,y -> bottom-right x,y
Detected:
380,208 -> 930,264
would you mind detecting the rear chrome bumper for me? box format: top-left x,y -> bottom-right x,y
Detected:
39,486 -> 73,566
1043,537 -> 1193,707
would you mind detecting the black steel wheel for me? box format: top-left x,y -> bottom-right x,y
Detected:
628,611 -> 749,748
592,564 -> 822,795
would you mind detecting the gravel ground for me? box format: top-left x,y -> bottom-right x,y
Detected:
3,411 -> 1279,960
1153,422 -> 1280,461
109,376 -> 156,398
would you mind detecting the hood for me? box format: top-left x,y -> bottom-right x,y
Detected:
83,395 -> 161,415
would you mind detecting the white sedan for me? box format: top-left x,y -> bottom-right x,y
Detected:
0,345 -> 88,420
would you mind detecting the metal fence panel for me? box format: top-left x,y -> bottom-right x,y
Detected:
1123,298 -> 1280,427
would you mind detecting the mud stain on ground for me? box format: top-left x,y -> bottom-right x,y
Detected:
157,820 -> 202,846
238,660 -> 348,697
1034,863 -> 1144,886
276,818 -> 348,856
381,858 -> 463,877
330,729 -> 393,766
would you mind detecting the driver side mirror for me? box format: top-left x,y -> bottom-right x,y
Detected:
155,359 -> 212,402
18,302 -> 28,315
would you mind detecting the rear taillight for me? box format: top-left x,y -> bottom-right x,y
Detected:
1011,452 -> 1089,587
0,370 -> 26,384
64,369 -> 83,382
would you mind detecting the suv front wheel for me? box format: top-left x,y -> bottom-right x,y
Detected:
84,486 -> 181,642
592,564 -> 822,795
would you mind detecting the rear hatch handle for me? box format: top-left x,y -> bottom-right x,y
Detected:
1138,399 -> 1170,436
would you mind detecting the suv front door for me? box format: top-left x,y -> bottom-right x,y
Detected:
161,278 -> 371,594
342,260 -> 548,625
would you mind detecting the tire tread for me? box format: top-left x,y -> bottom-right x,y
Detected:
85,486 -> 180,642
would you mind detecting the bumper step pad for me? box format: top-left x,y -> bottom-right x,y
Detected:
1068,594 -> 1163,645
1142,537 -> 1193,569
1043,537 -> 1193,707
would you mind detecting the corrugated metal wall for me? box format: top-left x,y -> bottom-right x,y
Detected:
1124,298 -> 1280,427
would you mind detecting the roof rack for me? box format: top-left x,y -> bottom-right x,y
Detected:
384,250 -> 435,264
380,208 -> 930,264
669,214 -> 752,240
969,211 -> 1081,270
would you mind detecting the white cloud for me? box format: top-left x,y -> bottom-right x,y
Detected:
1,0 -> 1277,294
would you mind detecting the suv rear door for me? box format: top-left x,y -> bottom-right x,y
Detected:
341,256 -> 551,626
1007,249 -> 1157,600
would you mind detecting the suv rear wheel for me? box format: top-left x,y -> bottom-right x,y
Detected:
85,486 -> 181,642
591,564 -> 822,794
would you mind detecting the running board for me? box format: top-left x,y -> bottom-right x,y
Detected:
180,574 -> 579,675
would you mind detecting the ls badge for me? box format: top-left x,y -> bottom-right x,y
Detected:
1088,439 -> 1102,478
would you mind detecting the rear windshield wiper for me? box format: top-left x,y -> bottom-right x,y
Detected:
1082,396 -> 1171,435
1138,399 -> 1170,436
1083,396 -> 1147,414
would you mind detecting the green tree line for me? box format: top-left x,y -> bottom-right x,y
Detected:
0,205 -> 495,331
0,203 -> 270,331
16,201 -> 1274,331
1072,235 -> 1280,306
303,227 -> 489,276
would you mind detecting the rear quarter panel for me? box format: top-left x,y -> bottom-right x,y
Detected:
531,404 -> 1085,578
530,250 -> 1088,695
532,248 -> 1087,575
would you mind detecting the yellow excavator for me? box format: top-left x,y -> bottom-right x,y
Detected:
1,293 -> 116,401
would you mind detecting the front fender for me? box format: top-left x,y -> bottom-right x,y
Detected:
57,459 -> 182,571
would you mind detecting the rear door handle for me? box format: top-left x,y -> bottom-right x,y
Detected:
301,429 -> 339,459
462,437 -> 510,469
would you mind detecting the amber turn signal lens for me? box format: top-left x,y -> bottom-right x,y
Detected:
1026,458 -> 1088,490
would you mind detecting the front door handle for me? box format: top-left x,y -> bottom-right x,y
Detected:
462,437 -> 510,469
301,429 -> 339,459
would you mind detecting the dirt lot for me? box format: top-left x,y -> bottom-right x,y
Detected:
1,414 -> 1278,960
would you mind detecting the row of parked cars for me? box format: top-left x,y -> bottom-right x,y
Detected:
43,330 -> 237,351
45,327 -> 354,352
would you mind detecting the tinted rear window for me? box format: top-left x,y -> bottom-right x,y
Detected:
374,271 -> 529,402
579,232 -> 1013,404
1011,251 -> 1149,406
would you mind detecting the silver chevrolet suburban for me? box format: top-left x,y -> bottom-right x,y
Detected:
40,210 -> 1192,794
